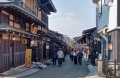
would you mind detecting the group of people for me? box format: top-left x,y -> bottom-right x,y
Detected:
51,48 -> 84,67
51,48 -> 65,67
70,48 -> 84,65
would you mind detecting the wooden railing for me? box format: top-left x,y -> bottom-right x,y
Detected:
14,0 -> 37,16
103,57 -> 120,78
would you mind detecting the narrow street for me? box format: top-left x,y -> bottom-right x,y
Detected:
21,55 -> 89,78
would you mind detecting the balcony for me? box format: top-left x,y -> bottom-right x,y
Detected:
0,0 -> 47,27
14,0 -> 37,16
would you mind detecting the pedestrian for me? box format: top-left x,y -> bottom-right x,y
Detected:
77,49 -> 83,65
51,50 -> 57,66
62,48 -> 66,62
57,48 -> 64,67
73,49 -> 78,65
70,48 -> 74,63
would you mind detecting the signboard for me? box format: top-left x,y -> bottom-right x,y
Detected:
31,40 -> 34,44
109,43 -> 113,51
22,39 -> 27,44
25,49 -> 32,67
46,45 -> 49,49
98,54 -> 102,61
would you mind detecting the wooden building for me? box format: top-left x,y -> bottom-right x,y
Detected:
0,0 -> 56,73
77,27 -> 96,57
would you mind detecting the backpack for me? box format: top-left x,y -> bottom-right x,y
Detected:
52,53 -> 57,58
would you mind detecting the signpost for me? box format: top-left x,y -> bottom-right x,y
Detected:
25,49 -> 32,67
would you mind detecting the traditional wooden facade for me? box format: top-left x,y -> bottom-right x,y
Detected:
77,27 -> 96,57
0,0 -> 56,73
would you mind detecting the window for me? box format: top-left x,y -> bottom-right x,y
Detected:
14,16 -> 18,23
2,14 -> 9,24
98,0 -> 102,14
26,22 -> 30,32
3,41 -> 9,54
104,0 -> 109,5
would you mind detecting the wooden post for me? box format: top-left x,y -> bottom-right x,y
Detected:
105,58 -> 108,76
114,59 -> 116,77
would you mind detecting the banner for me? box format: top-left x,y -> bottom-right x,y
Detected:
25,49 -> 32,67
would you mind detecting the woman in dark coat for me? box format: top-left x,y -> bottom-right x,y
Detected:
51,50 -> 57,66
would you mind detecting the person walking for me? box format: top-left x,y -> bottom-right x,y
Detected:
57,48 -> 64,67
73,49 -> 78,65
51,50 -> 57,66
62,48 -> 66,62
70,48 -> 74,63
77,50 -> 83,65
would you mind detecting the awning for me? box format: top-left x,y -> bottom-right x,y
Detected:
0,24 -> 39,37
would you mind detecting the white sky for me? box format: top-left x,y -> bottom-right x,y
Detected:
49,0 -> 96,38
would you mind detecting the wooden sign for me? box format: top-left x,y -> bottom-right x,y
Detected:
109,43 -> 113,51
25,49 -> 32,67
22,39 -> 27,44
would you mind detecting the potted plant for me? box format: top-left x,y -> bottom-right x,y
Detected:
107,66 -> 113,76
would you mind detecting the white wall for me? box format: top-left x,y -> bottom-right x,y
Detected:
108,0 -> 117,31
97,0 -> 109,30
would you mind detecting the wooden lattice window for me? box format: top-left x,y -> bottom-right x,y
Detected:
2,14 -> 9,24
26,22 -> 30,31
3,41 -> 9,54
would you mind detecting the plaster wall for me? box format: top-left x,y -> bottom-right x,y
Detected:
108,0 -> 117,31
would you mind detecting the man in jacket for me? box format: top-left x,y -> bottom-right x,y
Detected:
57,48 -> 64,67
77,50 -> 83,65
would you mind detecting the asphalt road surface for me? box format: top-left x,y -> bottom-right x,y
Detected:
21,55 -> 89,78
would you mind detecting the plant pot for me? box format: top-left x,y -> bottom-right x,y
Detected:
108,71 -> 113,76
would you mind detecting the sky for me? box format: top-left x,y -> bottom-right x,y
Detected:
49,0 -> 96,38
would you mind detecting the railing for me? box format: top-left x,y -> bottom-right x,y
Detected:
103,57 -> 120,78
14,0 -> 37,16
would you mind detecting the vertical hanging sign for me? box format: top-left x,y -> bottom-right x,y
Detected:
25,49 -> 32,67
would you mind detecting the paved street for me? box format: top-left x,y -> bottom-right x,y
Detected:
21,55 -> 89,78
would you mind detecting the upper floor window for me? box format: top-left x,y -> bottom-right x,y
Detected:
26,22 -> 30,32
104,0 -> 109,5
98,0 -> 102,14
2,14 -> 9,24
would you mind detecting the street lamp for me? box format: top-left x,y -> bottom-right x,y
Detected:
12,35 -> 15,40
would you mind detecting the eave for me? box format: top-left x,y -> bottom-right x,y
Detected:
92,0 -> 99,4
0,24 -> 39,38
82,27 -> 96,35
40,0 -> 57,13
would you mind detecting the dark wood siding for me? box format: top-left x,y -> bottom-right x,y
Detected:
0,39 -> 25,72
1,40 -> 10,72
117,30 -> 120,61
0,9 -> 2,23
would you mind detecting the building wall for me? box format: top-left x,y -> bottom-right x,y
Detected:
108,30 -> 117,61
117,30 -> 120,61
97,0 -> 109,30
108,0 -> 117,31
